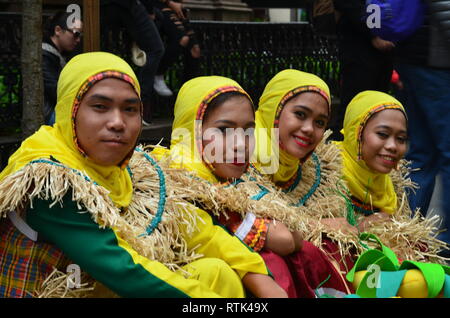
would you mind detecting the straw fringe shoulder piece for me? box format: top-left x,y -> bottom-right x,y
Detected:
354,159 -> 448,264
152,145 -> 311,234
0,148 -> 202,297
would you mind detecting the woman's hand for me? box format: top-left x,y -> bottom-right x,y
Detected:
357,212 -> 391,232
320,217 -> 359,236
242,273 -> 288,298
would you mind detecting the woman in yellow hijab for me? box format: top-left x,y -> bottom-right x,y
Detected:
254,69 -> 353,229
153,74 -> 353,298
334,91 -> 447,264
0,52 -> 271,298
251,69 -> 359,296
338,90 -> 407,219
152,75 -> 288,298
255,70 -> 331,185
337,91 -> 450,298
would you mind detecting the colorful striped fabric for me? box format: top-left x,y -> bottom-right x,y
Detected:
0,218 -> 71,298
218,210 -> 270,252
351,196 -> 380,216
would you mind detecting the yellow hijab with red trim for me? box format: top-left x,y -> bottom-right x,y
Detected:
152,76 -> 251,184
254,69 -> 331,184
0,52 -> 141,208
337,90 -> 407,214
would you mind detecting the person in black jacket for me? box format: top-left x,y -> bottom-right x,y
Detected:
142,0 -> 202,97
329,0 -> 395,141
100,0 -> 165,125
394,0 -> 450,260
42,11 -> 83,125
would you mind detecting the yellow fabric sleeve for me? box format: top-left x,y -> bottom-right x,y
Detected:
181,206 -> 269,279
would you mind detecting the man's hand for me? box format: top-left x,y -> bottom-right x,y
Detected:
167,0 -> 185,19
371,36 -> 395,52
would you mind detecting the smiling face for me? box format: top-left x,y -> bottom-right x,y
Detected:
277,92 -> 329,159
75,78 -> 142,166
201,93 -> 255,180
361,109 -> 408,173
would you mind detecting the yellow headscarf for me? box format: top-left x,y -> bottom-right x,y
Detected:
254,69 -> 331,184
0,52 -> 141,208
152,76 -> 252,184
337,90 -> 407,215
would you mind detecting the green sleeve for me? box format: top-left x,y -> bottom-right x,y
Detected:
26,194 -> 223,298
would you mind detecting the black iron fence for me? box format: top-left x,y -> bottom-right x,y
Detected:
0,13 -> 22,136
0,12 -> 340,168
101,19 -> 340,116
178,21 -> 340,103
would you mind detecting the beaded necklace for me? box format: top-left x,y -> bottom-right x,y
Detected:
134,148 -> 167,236
273,152 -> 322,207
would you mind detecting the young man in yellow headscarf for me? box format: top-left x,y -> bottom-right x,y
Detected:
0,52 -> 275,298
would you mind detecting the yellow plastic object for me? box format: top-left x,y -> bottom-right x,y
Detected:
353,270 -> 368,290
397,269 -> 428,298
353,269 -> 430,298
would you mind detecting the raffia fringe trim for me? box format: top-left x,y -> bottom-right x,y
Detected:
151,134 -> 347,242
166,166 -> 311,234
127,149 -> 203,269
0,161 -> 117,227
32,267 -> 134,298
31,268 -> 97,298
